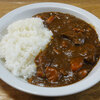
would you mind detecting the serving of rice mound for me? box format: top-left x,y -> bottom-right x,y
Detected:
0,17 -> 53,79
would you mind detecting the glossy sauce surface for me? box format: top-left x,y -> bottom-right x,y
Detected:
28,12 -> 100,87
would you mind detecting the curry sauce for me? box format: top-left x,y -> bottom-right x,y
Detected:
28,12 -> 100,87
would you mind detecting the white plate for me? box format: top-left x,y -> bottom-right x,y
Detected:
0,2 -> 100,97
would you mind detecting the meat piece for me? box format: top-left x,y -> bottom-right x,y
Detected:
78,69 -> 88,78
61,32 -> 85,45
37,67 -> 45,78
70,57 -> 83,71
45,67 -> 60,82
46,16 -> 55,24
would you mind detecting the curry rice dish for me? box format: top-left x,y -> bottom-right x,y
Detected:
0,12 -> 100,87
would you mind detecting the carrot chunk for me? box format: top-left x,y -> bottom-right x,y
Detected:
46,16 -> 55,24
70,57 -> 83,71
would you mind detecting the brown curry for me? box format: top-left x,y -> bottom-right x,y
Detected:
28,12 -> 100,87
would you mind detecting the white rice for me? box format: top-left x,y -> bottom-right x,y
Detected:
0,17 -> 53,79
